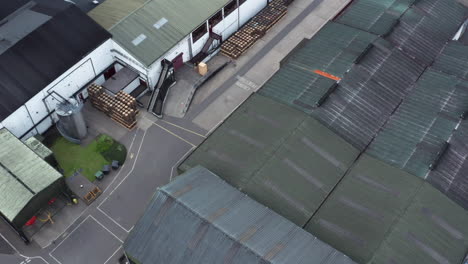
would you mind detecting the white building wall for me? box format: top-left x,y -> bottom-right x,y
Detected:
239,0 -> 267,26
111,40 -> 150,84
0,39 -> 115,138
221,8 -> 239,40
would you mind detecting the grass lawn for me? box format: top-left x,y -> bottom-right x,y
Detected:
51,134 -> 127,182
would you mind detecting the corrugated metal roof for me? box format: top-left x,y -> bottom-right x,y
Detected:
180,94 -> 360,226
259,22 -> 378,117
0,4 -> 111,121
433,41 -> 468,79
427,120 -> 468,210
0,129 -> 62,221
87,0 -> 147,30
335,0 -> 416,35
110,0 -> 230,66
307,155 -> 423,263
124,166 -> 356,264
367,69 -> 468,178
307,155 -> 468,264
371,183 -> 468,264
313,38 -> 426,150
385,0 -> 467,66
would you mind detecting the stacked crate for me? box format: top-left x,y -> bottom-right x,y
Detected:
87,84 -> 138,130
221,0 -> 287,59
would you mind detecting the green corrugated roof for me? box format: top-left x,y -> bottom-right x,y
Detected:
306,155 -> 423,263
24,136 -> 53,160
0,129 -> 62,221
335,0 -> 416,35
371,183 -> 468,264
180,94 -> 360,226
110,0 -> 229,66
0,166 -> 34,222
367,69 -> 468,178
259,22 -> 377,115
88,0 -> 147,30
307,155 -> 468,264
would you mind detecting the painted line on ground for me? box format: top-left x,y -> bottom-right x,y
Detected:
40,130 -> 140,249
159,119 -> 206,138
89,215 -> 123,243
97,130 -> 147,233
49,215 -> 92,264
152,122 -> 196,147
103,246 -> 122,264
0,233 -> 50,264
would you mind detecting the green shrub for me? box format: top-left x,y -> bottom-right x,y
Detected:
95,134 -> 114,153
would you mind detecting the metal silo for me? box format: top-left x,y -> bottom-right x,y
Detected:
55,98 -> 87,142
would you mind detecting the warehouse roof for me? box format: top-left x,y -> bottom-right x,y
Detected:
335,0 -> 415,35
109,0 -> 230,66
0,129 -> 62,222
0,0 -> 29,21
179,94 -> 360,226
432,41 -> 468,79
0,3 -> 111,121
307,155 -> 468,264
125,166 -> 355,264
367,69 -> 468,178
88,0 -> 147,30
386,0 -> 467,66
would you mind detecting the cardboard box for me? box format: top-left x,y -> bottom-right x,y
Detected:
198,62 -> 208,76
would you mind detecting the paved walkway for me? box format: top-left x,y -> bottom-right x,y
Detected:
0,0 -> 350,263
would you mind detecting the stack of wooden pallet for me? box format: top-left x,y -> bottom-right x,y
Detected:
221,0 -> 287,59
87,84 -> 138,130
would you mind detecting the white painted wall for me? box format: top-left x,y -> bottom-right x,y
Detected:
239,0 -> 267,26
191,22 -> 210,57
222,8 -> 239,40
111,40 -> 150,85
0,39 -> 115,138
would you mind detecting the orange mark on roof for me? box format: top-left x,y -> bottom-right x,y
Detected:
313,70 -> 341,81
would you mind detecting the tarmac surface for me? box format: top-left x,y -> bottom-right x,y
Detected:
0,0 -> 350,262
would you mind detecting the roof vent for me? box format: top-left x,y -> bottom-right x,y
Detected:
132,34 -> 147,46
154,18 -> 168,29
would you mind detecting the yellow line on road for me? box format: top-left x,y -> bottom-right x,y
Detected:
153,122 -> 196,147
159,119 -> 207,138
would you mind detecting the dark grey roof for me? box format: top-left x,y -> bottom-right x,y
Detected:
432,41 -> 468,79
307,155 -> 468,264
427,120 -> 468,210
0,0 -> 29,21
313,38 -> 426,150
124,166 -> 355,264
0,3 -> 111,121
179,94 -> 360,226
367,69 -> 468,178
385,0 -> 467,66
335,0 -> 416,35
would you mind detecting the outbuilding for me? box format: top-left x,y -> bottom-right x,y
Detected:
0,128 -> 64,242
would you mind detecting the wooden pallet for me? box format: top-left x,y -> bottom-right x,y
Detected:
220,1 -> 287,59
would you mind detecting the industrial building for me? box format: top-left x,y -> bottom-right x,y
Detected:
0,128 -> 64,242
124,166 -> 355,264
0,0 -> 112,139
179,0 -> 468,263
89,0 -> 271,115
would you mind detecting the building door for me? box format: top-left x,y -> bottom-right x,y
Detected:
172,53 -> 184,71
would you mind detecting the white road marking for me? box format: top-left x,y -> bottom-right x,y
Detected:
0,233 -> 49,264
159,119 -> 206,138
40,130 -> 140,249
97,130 -> 147,232
49,216 -> 122,264
103,246 -> 122,264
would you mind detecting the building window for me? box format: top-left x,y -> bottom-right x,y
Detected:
209,10 -> 223,28
224,0 -> 237,17
239,0 -> 247,5
192,22 -> 207,43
